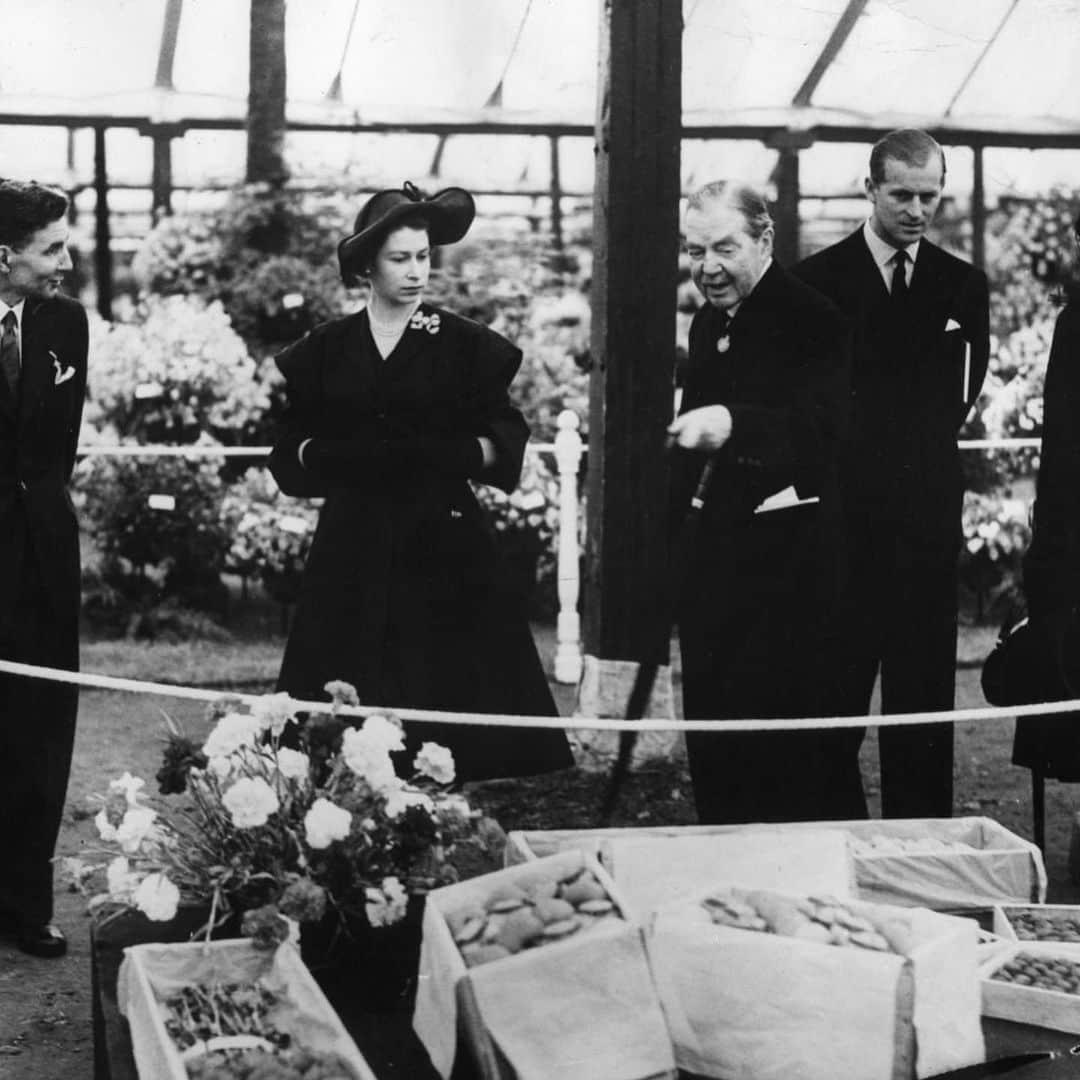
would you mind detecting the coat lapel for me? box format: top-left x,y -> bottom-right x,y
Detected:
18,300 -> 56,433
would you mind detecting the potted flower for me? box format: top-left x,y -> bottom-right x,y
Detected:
80,682 -> 491,1005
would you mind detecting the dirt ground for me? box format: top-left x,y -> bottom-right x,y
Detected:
2,632 -> 1078,1080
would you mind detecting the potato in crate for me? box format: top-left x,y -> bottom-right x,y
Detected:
413,849 -> 676,1080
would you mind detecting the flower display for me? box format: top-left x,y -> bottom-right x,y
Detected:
82,683 -> 483,946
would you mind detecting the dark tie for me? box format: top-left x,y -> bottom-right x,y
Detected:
890,250 -> 909,308
714,309 -> 732,353
0,311 -> 19,401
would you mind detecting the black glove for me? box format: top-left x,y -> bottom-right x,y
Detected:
300,434 -> 394,485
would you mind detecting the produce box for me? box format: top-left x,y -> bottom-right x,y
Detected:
647,886 -> 985,1080
994,905 -> 1080,952
505,816 -> 1047,910
117,938 -> 376,1080
413,849 -> 676,1080
981,943 -> 1080,1033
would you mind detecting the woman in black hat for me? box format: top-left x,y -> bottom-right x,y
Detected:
268,182 -> 573,781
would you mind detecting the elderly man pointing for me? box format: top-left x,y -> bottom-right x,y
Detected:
669,180 -> 866,825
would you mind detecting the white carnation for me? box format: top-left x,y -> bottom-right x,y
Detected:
116,806 -> 158,854
383,788 -> 435,820
365,875 -> 409,927
133,872 -> 180,922
303,798 -> 352,849
341,728 -> 401,794
222,777 -> 280,828
106,856 -> 140,900
413,742 -> 456,784
362,713 -> 405,752
250,692 -> 300,737
108,772 -> 146,805
202,711 -> 262,758
273,747 -> 310,781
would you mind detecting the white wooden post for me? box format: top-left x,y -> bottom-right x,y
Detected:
553,409 -> 583,684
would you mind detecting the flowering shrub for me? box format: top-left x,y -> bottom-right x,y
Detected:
79,683 -> 481,944
77,442 -> 232,629
84,295 -> 271,447
220,467 -> 319,595
960,491 -> 1032,621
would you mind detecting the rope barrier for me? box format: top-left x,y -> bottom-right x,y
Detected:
2,656 -> 1078,734
74,439 -> 1040,458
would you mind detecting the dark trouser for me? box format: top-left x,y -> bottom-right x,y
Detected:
0,551 -> 78,926
681,615 -> 868,827
843,532 -> 958,819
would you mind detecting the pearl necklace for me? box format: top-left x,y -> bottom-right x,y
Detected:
367,299 -> 420,339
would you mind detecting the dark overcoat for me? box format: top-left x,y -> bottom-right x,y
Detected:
673,261 -> 866,824
1013,300 -> 1080,778
0,294 -> 88,923
269,302 -> 572,782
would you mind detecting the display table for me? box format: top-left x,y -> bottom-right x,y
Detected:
92,910 -> 1080,1080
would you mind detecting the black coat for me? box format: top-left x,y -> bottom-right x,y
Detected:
1013,301 -> 1080,778
0,293 -> 88,923
269,303 -> 571,782
674,262 -> 866,824
794,229 -> 990,552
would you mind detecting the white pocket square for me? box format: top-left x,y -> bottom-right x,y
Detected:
753,485 -> 821,514
945,318 -> 962,331
52,356 -> 76,385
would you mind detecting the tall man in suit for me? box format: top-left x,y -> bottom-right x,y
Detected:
794,130 -> 990,818
0,180 -> 88,957
668,180 -> 866,825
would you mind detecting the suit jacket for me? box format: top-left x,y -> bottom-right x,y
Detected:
269,302 -> 570,780
0,294 -> 88,659
794,229 -> 990,551
673,261 -> 851,715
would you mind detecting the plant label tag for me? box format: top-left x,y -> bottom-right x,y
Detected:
278,514 -> 309,535
148,494 -> 176,511
282,292 -> 305,310
134,382 -> 164,400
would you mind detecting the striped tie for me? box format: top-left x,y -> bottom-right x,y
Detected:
0,311 -> 19,401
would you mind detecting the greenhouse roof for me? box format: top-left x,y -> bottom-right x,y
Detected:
3,0 -> 1080,194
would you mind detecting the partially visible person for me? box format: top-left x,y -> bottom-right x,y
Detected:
794,129 -> 990,819
668,180 -> 866,825
0,179 -> 88,957
1011,215 -> 1080,779
269,182 -> 572,781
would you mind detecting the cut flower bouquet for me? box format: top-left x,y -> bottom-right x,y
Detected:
80,682 -> 490,948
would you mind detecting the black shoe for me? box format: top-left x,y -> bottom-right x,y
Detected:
17,923 -> 66,958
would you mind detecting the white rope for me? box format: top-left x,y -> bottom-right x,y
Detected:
73,439 -> 1038,458
1,657 -> 1077,733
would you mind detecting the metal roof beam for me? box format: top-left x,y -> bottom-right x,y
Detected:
153,0 -> 184,91
944,0 -> 1020,118
791,0 -> 869,107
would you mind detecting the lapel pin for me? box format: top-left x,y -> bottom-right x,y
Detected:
53,358 -> 76,385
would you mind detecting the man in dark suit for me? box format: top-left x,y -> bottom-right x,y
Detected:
794,130 -> 990,819
0,180 -> 88,957
669,180 -> 866,825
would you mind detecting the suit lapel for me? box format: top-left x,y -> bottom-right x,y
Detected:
18,300 -> 54,433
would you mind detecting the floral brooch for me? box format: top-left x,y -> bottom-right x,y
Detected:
409,310 -> 441,335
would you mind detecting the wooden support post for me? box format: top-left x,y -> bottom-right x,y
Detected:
773,146 -> 801,265
549,135 -> 564,251
971,143 -> 986,272
151,128 -> 174,223
585,0 -> 682,664
554,410 -> 584,684
93,125 -> 113,321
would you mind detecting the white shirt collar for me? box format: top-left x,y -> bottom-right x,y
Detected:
0,298 -> 26,325
726,257 -> 773,319
862,220 -> 919,272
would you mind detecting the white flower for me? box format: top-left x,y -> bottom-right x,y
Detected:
362,713 -> 405,752
341,728 -> 401,794
203,711 -> 262,758
222,777 -> 280,828
250,692 -> 300,738
95,809 -> 118,842
108,772 -> 146,805
383,787 -> 435,820
439,793 -> 474,821
116,806 -> 158,854
273,747 -> 310,782
365,875 -> 409,927
303,798 -> 352,849
208,755 -> 234,780
413,742 -> 456,784
133,873 -> 180,922
106,856 -> 140,900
